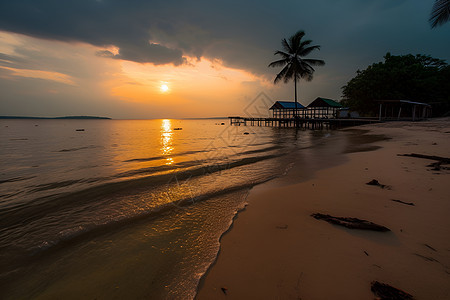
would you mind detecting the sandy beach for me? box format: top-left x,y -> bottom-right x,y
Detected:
197,118 -> 450,299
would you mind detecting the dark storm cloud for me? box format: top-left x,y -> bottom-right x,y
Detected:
0,0 -> 188,65
0,0 -> 311,72
1,0 -> 449,81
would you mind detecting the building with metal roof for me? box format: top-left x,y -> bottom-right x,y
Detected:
306,97 -> 343,118
270,101 -> 305,118
307,97 -> 343,108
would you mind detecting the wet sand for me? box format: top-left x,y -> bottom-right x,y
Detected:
196,118 -> 450,299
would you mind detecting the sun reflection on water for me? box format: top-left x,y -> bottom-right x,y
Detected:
161,119 -> 174,165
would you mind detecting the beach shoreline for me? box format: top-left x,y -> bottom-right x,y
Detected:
196,118 -> 450,299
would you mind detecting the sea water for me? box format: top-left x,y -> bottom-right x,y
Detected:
0,118 -> 356,299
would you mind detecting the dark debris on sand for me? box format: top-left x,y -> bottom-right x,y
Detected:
221,287 -> 228,295
371,281 -> 414,300
276,225 -> 288,229
366,179 -> 391,189
398,153 -> 450,171
311,213 -> 390,232
390,199 -> 415,206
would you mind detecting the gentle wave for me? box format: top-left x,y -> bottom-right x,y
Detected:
0,176 -> 36,185
1,143 -> 283,206
0,180 -> 262,277
0,153 -> 280,229
30,179 -> 83,193
239,145 -> 284,156
0,119 -> 318,299
123,149 -> 204,163
34,180 -> 260,254
56,145 -> 100,153
114,160 -> 199,179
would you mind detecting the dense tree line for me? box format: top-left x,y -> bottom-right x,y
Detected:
341,53 -> 450,116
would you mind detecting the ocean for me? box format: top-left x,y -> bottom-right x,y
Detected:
0,118 -> 361,299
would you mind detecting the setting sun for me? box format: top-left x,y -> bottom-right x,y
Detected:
160,84 -> 169,93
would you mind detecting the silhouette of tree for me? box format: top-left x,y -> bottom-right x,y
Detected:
430,0 -> 450,28
268,30 -> 324,117
342,53 -> 450,116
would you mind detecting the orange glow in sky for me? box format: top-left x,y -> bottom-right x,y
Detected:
0,31 -> 275,118
106,57 -> 270,117
0,65 -> 76,85
111,57 -> 265,102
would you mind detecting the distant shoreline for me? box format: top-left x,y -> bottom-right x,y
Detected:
0,116 -> 231,120
0,116 -> 111,120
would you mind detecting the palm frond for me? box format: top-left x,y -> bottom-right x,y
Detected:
300,45 -> 321,57
274,64 -> 291,84
281,38 -> 293,54
299,39 -> 312,50
299,71 -> 314,81
273,50 -> 290,59
284,64 -> 296,83
430,0 -> 450,28
289,31 -> 305,52
268,58 -> 289,68
298,62 -> 314,80
303,58 -> 325,67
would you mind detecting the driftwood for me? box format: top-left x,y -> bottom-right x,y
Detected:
398,153 -> 450,164
311,213 -> 390,232
371,281 -> 413,300
414,253 -> 439,263
391,199 -> 415,206
398,153 -> 450,171
423,243 -> 437,252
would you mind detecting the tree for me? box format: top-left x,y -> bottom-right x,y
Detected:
268,30 -> 324,117
341,53 -> 450,116
430,0 -> 450,28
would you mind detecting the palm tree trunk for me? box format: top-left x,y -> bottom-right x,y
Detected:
294,76 -> 298,118
294,77 -> 299,127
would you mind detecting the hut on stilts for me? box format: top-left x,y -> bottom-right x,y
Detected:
305,97 -> 343,119
270,101 -> 305,118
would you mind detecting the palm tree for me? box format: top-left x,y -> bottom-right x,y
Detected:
268,30 -> 324,118
430,0 -> 450,28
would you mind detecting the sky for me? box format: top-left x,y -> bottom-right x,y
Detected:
0,0 -> 449,119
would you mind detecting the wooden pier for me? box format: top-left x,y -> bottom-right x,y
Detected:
228,116 -> 380,129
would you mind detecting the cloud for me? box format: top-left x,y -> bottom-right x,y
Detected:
0,44 -> 77,85
0,1 -> 308,72
0,31 -> 274,119
116,41 -> 185,65
0,52 -> 28,68
0,1 -> 177,64
0,65 -> 76,85
0,0 -> 449,117
2,1 -> 448,73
